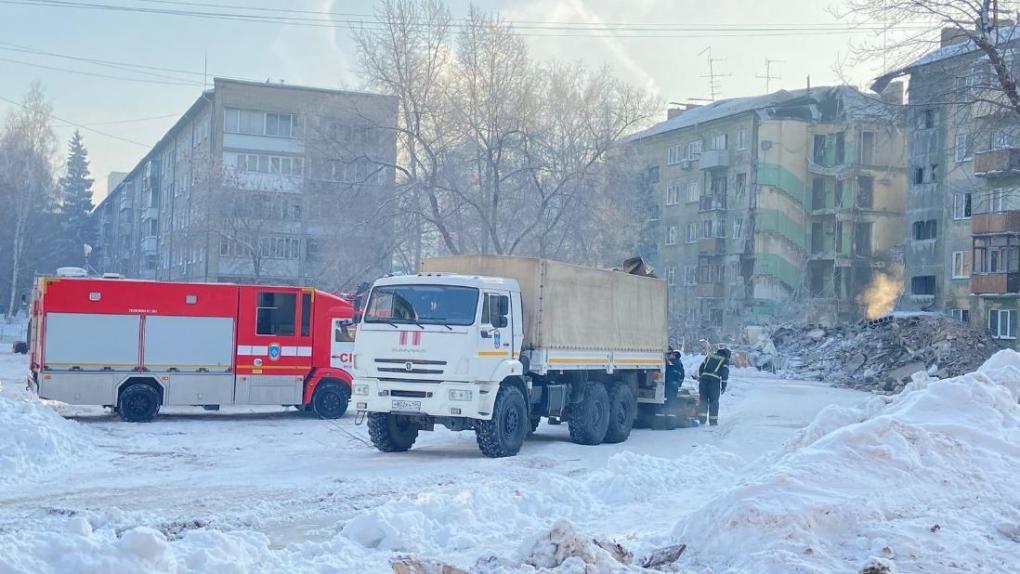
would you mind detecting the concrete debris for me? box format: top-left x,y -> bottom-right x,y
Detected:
391,557 -> 470,574
638,544 -> 687,570
769,315 -> 1000,393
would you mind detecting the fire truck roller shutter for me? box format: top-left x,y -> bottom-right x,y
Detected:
143,316 -> 235,407
44,313 -> 139,371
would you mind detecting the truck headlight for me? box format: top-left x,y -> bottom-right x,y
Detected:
353,383 -> 370,396
449,389 -> 473,401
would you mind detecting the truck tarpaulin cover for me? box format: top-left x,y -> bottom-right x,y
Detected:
422,255 -> 667,353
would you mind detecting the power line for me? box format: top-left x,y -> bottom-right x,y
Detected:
0,55 -> 201,86
0,0 -> 933,38
0,93 -> 152,147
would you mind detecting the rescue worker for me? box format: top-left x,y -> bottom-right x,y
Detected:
664,349 -> 685,404
696,348 -> 730,426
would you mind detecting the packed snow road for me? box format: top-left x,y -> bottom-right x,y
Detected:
3,350 -> 1019,573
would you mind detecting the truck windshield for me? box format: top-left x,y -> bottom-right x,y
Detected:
363,285 -> 479,326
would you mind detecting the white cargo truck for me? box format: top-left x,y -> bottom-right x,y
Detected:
352,256 -> 680,457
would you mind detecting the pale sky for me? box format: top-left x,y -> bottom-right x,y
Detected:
0,0 -> 902,201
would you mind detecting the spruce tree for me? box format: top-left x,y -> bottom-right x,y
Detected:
58,130 -> 96,267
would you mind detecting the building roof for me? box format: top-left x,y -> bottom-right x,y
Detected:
870,25 -> 1020,92
627,85 -> 892,142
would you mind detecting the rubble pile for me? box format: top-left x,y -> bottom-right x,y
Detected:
770,314 -> 1001,392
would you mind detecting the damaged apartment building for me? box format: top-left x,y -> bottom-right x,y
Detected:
628,86 -> 906,339
873,24 -> 1020,349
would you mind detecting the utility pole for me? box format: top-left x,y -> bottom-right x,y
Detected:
756,58 -> 784,93
698,46 -> 730,101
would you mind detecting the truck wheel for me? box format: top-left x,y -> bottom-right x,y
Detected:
604,382 -> 636,443
367,413 -> 418,452
475,385 -> 528,458
311,381 -> 350,419
568,382 -> 610,446
118,384 -> 160,422
12,341 -> 28,354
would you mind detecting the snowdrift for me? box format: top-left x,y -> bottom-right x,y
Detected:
672,350 -> 1020,573
0,392 -> 95,487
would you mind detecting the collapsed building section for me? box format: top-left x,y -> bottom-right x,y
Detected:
627,86 -> 907,342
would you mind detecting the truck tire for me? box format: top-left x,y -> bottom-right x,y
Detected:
367,413 -> 419,452
604,382 -> 636,443
311,380 -> 350,419
118,383 -> 161,422
12,341 -> 28,354
568,382 -> 610,446
475,385 -> 528,458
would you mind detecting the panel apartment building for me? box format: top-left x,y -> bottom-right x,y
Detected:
628,86 -> 906,339
873,26 -> 1020,347
93,78 -> 397,289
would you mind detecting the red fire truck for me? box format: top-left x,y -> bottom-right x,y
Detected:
27,276 -> 357,422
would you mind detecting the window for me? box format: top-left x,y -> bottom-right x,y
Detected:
813,134 -> 826,164
256,292 -> 297,336
973,236 -> 1020,273
334,319 -> 356,343
647,166 -> 660,183
686,181 -> 700,202
950,309 -> 970,323
711,133 -> 728,151
481,293 -> 509,326
954,193 -> 972,219
735,173 -> 747,197
912,219 -> 937,240
710,175 -> 727,197
733,218 -> 744,240
989,309 -> 1017,339
920,109 -> 936,130
835,131 -> 845,164
686,222 -> 698,243
236,154 -> 303,176
225,108 -> 298,138
666,225 -> 679,245
812,178 -> 826,209
701,219 -> 713,239
929,164 -> 939,182
665,183 -> 681,206
860,131 -> 876,164
911,275 -> 936,296
952,251 -> 971,278
300,293 -> 312,336
990,188 -> 1008,213
666,267 -> 677,286
857,176 -> 874,209
992,130 -> 1013,150
666,144 -> 684,165
736,127 -> 748,150
855,222 -> 873,256
684,265 -> 697,285
364,285 -> 479,326
955,133 -> 972,162
913,167 -> 924,185
687,140 -> 702,159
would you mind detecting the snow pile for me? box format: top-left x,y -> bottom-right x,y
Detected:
671,350 -> 1020,573
0,393 -> 95,486
584,448 -> 743,505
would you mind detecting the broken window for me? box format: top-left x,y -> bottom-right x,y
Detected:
854,222 -> 872,256
910,275 -> 936,296
912,219 -> 937,240
860,131 -> 876,164
954,193 -> 972,219
913,167 -> 925,185
955,133 -> 971,162
835,131 -> 846,164
857,176 -> 874,208
812,178 -> 826,209
813,134 -> 826,164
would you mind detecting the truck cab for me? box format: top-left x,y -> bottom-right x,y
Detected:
352,273 -> 525,423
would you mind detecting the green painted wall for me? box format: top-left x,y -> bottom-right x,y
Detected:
758,162 -> 807,207
754,252 -> 802,289
757,208 -> 808,250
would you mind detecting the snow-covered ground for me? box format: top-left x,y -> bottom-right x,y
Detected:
1,350 -> 1018,573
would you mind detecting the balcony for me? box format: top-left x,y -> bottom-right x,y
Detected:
142,207 -> 159,221
972,211 -> 1020,235
973,148 -> 1020,177
698,237 -> 726,254
697,283 -> 724,298
141,236 -> 157,253
119,192 -> 133,211
698,195 -> 727,211
972,272 -> 1020,295
699,149 -> 729,170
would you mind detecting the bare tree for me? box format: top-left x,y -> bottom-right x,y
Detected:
353,0 -> 658,268
0,83 -> 56,318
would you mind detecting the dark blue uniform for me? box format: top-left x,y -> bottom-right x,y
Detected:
697,352 -> 729,426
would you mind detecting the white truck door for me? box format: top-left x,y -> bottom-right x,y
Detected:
331,318 -> 356,371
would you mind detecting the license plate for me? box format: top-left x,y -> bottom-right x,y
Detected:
391,399 -> 421,412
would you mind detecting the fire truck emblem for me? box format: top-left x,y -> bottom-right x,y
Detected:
268,343 -> 281,361
404,361 -> 414,372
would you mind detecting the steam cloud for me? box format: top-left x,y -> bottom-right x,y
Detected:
857,266 -> 904,320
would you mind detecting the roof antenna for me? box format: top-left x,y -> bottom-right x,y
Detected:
756,58 -> 784,93
806,74 -> 811,91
